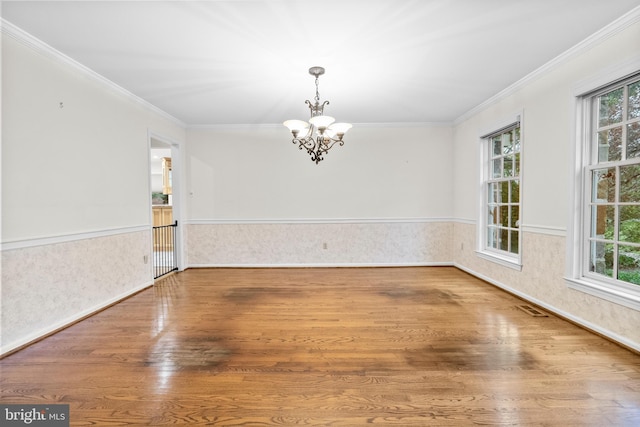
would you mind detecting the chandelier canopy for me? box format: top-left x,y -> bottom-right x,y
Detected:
283,66 -> 352,164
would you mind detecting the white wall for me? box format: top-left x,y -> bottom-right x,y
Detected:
184,125 -> 454,266
2,31 -> 183,242
186,125 -> 453,221
452,19 -> 640,349
0,27 -> 186,354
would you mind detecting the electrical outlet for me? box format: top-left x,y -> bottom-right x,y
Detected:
323,242 -> 328,250
143,255 -> 149,264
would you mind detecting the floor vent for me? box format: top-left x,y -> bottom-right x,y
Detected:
517,304 -> 548,317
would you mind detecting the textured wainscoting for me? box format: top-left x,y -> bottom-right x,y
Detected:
185,221 -> 453,267
1,229 -> 153,355
453,221 -> 640,351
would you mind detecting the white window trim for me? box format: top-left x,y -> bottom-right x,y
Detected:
476,110 -> 524,271
566,54 -> 640,311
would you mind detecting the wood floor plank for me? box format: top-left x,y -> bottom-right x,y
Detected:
1,267 -> 639,426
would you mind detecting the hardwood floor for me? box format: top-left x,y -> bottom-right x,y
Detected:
1,267 -> 639,426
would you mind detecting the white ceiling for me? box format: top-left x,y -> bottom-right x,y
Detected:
2,1 -> 639,126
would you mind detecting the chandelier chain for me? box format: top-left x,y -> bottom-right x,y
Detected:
315,76 -> 320,103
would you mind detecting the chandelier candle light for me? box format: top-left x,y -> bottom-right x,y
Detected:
284,66 -> 352,164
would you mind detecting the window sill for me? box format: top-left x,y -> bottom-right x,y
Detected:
565,277 -> 640,311
475,250 -> 522,271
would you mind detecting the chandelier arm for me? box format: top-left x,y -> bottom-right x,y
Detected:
321,138 -> 345,152
298,136 -> 322,164
293,136 -> 316,151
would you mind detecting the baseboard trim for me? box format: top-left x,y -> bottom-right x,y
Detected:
453,263 -> 640,354
0,280 -> 154,358
187,262 -> 454,268
186,218 -> 453,225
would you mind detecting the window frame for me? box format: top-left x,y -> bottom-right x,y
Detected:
477,113 -> 523,271
567,64 -> 640,311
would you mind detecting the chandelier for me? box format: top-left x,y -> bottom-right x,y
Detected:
283,66 -> 352,164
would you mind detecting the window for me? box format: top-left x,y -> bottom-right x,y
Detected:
586,76 -> 640,285
478,118 -> 522,269
568,72 -> 640,309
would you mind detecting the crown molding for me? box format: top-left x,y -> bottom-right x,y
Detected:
1,18 -> 186,128
454,5 -> 640,125
185,217 -> 454,225
187,121 -> 453,130
352,121 -> 453,128
187,123 -> 285,131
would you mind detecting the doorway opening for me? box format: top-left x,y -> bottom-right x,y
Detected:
150,135 -> 180,279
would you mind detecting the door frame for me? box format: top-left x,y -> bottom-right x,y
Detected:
148,129 -> 184,274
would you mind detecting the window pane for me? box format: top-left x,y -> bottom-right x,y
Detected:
510,205 -> 520,228
492,137 -> 502,156
500,181 -> 509,203
627,122 -> 640,159
500,205 -> 509,226
502,132 -> 513,154
514,128 -> 521,152
510,230 -> 519,254
598,127 -> 622,162
619,206 -> 640,243
591,205 -> 615,238
488,205 -> 499,225
618,245 -> 640,285
510,180 -> 520,203
487,227 -> 499,248
488,183 -> 499,204
514,152 -> 520,177
488,183 -> 510,204
592,168 -> 616,202
504,156 -> 513,177
500,229 -> 509,251
492,158 -> 501,178
629,81 -> 640,120
620,164 -> 640,202
598,88 -> 623,127
590,241 -> 614,277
